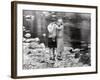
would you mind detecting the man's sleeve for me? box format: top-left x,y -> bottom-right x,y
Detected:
47,23 -> 53,32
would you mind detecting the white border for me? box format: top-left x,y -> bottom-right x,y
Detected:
17,4 -> 96,76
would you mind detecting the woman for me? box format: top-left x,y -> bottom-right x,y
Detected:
56,18 -> 64,60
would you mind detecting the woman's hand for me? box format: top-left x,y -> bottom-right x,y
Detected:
56,25 -> 63,30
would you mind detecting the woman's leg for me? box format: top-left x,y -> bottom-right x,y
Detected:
57,38 -> 64,60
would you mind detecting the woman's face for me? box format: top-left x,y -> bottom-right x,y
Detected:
57,19 -> 63,25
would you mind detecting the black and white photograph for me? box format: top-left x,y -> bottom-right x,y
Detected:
23,10 -> 91,69
11,1 -> 97,78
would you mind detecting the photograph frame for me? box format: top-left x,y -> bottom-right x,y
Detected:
11,1 -> 98,79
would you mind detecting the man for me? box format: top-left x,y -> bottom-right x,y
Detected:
47,21 -> 58,60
